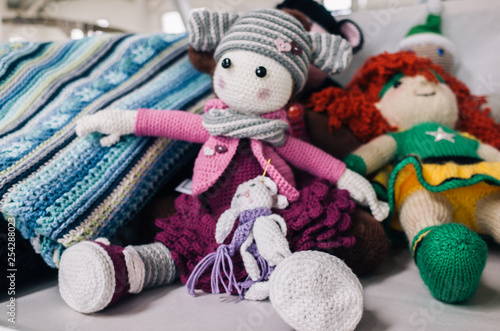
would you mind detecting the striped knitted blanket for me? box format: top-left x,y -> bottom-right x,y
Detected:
0,33 -> 213,267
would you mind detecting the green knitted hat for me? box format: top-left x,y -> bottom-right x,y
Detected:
398,14 -> 457,60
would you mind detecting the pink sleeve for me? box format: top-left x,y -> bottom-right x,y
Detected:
275,135 -> 346,183
134,109 -> 210,144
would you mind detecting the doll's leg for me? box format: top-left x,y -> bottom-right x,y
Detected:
329,207 -> 389,276
59,240 -> 177,313
399,189 -> 453,241
476,191 -> 500,243
399,190 -> 488,303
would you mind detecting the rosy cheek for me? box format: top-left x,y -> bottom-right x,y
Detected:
218,77 -> 226,89
258,88 -> 271,100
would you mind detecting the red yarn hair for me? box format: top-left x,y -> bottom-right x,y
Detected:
309,52 -> 500,148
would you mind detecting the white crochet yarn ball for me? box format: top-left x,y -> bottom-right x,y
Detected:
269,251 -> 363,331
59,241 -> 116,313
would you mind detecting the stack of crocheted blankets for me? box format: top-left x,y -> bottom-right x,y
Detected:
0,33 -> 212,267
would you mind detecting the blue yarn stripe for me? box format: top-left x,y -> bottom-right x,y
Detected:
0,33 -> 213,267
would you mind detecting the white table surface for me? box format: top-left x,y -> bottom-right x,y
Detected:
2,245 -> 499,331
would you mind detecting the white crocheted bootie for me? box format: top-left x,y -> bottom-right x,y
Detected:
269,251 -> 363,331
59,239 -> 176,313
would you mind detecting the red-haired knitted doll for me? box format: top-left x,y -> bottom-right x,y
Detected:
310,51 -> 500,304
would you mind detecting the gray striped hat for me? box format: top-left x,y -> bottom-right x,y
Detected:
188,8 -> 352,91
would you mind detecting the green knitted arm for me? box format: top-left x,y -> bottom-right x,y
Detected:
343,154 -> 367,176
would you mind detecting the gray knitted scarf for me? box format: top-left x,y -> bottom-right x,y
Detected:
201,108 -> 289,146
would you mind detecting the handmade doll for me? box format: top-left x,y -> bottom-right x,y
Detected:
398,0 -> 500,124
58,8 -> 388,330
186,175 -> 292,298
184,175 -> 364,331
309,51 -> 500,303
277,0 -> 364,95
398,0 -> 456,73
274,1 -> 390,275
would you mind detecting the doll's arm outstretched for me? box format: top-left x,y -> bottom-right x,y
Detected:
344,135 -> 398,176
276,135 -> 389,221
76,108 -> 210,146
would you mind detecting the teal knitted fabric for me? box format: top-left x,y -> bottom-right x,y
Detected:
412,224 -> 487,303
0,33 -> 213,267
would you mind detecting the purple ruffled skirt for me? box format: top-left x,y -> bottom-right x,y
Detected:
154,140 -> 355,293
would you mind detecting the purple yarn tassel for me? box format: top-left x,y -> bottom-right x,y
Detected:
187,208 -> 275,297
186,250 -> 217,295
187,245 -> 242,296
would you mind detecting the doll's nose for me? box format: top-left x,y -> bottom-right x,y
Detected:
241,190 -> 253,204
414,76 -> 437,96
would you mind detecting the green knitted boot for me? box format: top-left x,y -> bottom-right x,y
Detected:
412,223 -> 487,303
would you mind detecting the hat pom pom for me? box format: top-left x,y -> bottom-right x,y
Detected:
427,0 -> 443,15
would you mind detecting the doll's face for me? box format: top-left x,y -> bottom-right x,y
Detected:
402,44 -> 454,73
213,50 -> 294,114
375,75 -> 459,130
232,178 -> 274,211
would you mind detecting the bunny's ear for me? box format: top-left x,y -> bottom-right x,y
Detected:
261,177 -> 278,196
215,208 -> 239,244
338,20 -> 364,54
275,195 -> 289,210
309,32 -> 353,76
188,8 -> 239,52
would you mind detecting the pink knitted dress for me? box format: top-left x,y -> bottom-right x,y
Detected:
136,100 -> 355,293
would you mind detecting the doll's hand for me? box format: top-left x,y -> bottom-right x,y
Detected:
253,214 -> 291,266
75,109 -> 137,147
337,169 -> 390,222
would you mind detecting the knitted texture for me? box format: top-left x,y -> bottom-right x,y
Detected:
476,191 -> 500,242
308,52 -> 500,149
133,101 -> 348,203
188,8 -> 353,91
269,251 -> 363,331
388,123 -> 480,162
337,168 -> 389,221
328,207 -> 389,276
276,0 -> 364,54
134,242 -> 176,289
0,34 -> 213,267
187,176 -> 291,297
155,148 -> 356,293
201,108 -> 289,146
59,239 -> 177,313
413,224 -> 487,303
59,241 -> 122,313
398,13 -> 458,68
76,109 -> 137,147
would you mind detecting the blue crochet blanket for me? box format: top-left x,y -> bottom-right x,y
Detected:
0,33 -> 212,267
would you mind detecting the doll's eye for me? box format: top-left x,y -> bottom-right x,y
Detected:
250,183 -> 256,187
236,194 -> 241,198
222,58 -> 231,69
255,66 -> 267,78
393,80 -> 402,88
437,48 -> 445,57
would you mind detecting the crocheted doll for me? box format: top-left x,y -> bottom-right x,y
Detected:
398,0 -> 456,73
186,175 -> 364,330
309,51 -> 500,303
397,0 -> 500,124
186,175 -> 291,297
59,8 -> 388,329
277,0 -> 364,95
